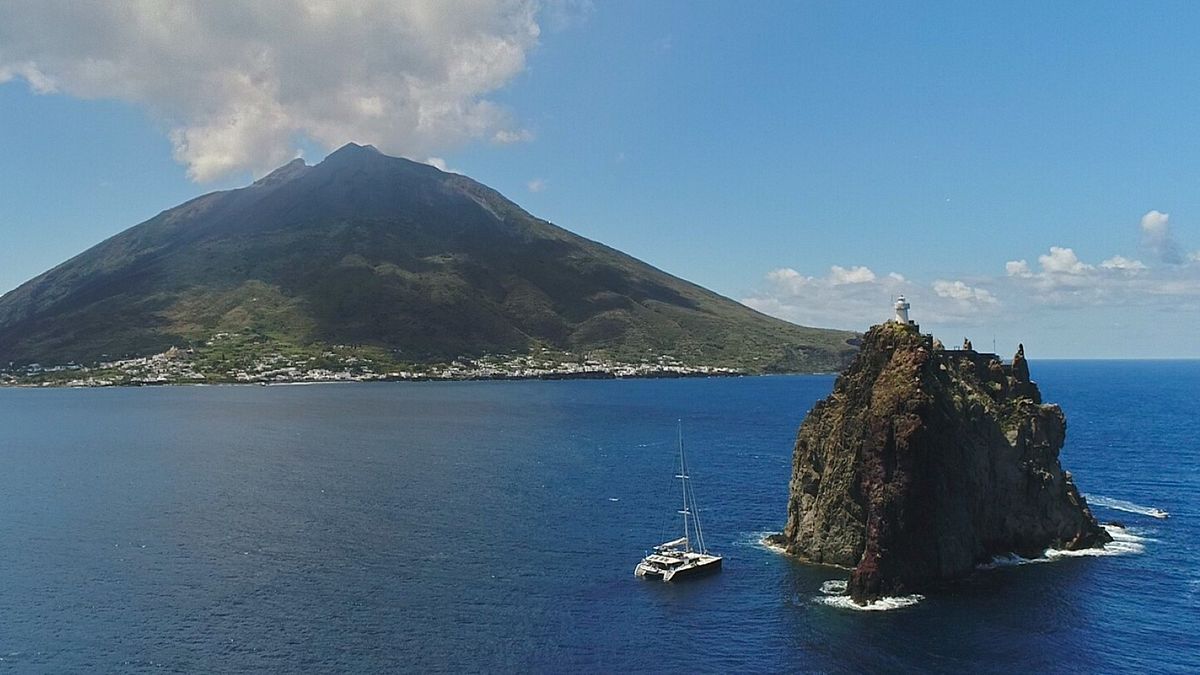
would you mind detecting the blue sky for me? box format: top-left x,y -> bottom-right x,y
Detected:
2,1 -> 1198,357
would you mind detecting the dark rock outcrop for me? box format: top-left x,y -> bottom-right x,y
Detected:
770,321 -> 1110,604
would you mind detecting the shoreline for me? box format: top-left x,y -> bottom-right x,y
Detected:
0,369 -> 840,389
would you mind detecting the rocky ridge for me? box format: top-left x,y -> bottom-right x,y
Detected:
769,321 -> 1110,604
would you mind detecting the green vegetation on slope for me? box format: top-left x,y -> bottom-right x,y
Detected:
0,144 -> 858,374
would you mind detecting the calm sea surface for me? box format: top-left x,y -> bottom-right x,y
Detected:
1,361 -> 1197,673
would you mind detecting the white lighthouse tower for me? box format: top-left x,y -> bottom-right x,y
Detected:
893,295 -> 911,324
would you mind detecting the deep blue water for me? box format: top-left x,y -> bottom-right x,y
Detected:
0,361 -> 1197,673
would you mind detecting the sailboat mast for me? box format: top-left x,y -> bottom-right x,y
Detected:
678,420 -> 690,552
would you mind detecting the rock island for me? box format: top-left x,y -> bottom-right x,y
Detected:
770,297 -> 1110,604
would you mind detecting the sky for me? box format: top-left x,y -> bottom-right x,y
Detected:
1,1 -> 1198,358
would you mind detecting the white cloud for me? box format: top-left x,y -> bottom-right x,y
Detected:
829,265 -> 876,285
526,177 -> 546,192
932,279 -> 997,304
1038,246 -> 1093,275
1003,243 -> 1200,307
764,268 -> 814,294
748,240 -> 1200,351
493,128 -> 535,145
1191,251 -> 1200,263
1099,255 -> 1147,272
0,61 -> 56,93
1140,209 -> 1183,263
744,267 -> 902,330
1141,209 -> 1170,236
424,157 -> 461,174
0,1 -> 550,181
1005,247 -> 1110,302
743,265 -> 993,330
1005,260 -> 1033,278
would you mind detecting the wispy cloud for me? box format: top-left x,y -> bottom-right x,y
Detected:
493,129 -> 536,145
1004,244 -> 1200,306
1099,255 -> 1147,273
526,177 -> 546,192
746,225 -> 1200,332
829,265 -> 875,284
424,157 -> 460,174
932,279 -> 997,304
540,0 -> 594,31
1005,259 -> 1033,278
0,1 -> 557,181
743,265 -> 997,331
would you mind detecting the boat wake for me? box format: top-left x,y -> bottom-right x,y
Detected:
813,579 -> 924,611
977,524 -> 1148,569
1084,494 -> 1169,519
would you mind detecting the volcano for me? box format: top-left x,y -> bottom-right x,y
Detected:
0,143 -> 856,371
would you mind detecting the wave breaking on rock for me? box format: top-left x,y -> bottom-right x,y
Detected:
814,579 -> 924,611
978,525 -> 1147,568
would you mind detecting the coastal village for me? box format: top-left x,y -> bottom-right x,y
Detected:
0,335 -> 741,387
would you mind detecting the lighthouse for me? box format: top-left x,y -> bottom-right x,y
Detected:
893,295 -> 911,324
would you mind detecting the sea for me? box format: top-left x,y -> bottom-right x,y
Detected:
0,361 -> 1196,673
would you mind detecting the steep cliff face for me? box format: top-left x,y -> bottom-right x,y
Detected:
773,321 -> 1110,604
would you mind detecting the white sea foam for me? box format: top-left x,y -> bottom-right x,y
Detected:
742,531 -> 788,554
815,592 -> 924,611
812,578 -> 923,610
1084,494 -> 1169,519
761,542 -> 788,555
1045,525 -> 1147,558
977,524 -> 1147,568
819,579 -> 847,595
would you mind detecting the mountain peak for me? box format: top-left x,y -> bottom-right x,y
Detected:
252,157 -> 310,188
316,142 -> 427,176
326,142 -> 382,160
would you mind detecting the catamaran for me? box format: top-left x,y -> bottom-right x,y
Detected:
634,423 -> 723,581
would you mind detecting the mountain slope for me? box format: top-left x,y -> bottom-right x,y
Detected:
0,144 -> 857,372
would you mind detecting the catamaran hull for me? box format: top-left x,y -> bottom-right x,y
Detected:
634,557 -> 722,582
665,558 -> 722,581
634,565 -> 664,579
